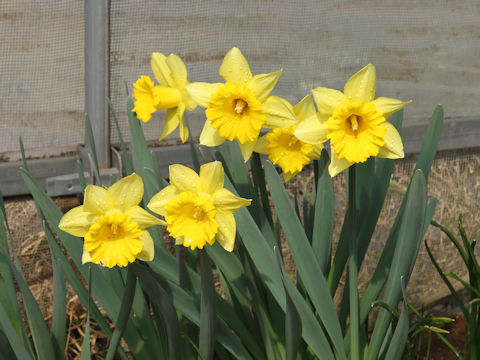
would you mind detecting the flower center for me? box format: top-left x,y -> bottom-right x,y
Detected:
206,82 -> 266,144
234,98 -> 248,114
84,212 -> 143,267
165,192 -> 218,250
348,114 -> 360,133
266,126 -> 313,175
327,101 -> 387,163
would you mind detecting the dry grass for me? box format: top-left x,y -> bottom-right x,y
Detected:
2,148 -> 479,358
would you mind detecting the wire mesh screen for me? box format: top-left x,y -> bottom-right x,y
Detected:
0,1 -> 85,161
1,1 -> 479,159
109,0 -> 480,145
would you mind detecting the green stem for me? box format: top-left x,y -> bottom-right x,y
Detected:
199,250 -> 216,360
105,267 -> 137,360
348,165 -> 360,360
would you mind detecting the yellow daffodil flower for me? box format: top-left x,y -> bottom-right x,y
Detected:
185,47 -> 294,161
58,174 -> 163,268
254,95 -> 325,181
132,52 -> 197,142
294,64 -> 411,177
147,161 -> 251,252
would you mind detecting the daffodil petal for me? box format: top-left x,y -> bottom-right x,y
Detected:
371,97 -> 412,119
215,211 -> 236,252
247,70 -> 282,103
263,96 -> 296,128
175,237 -> 184,246
109,173 -> 144,211
59,205 -> 96,237
199,161 -> 224,194
169,164 -> 200,191
147,185 -> 179,216
166,54 -> 187,88
312,87 -> 349,115
238,139 -> 257,162
344,64 -> 376,103
213,188 -> 251,212
199,119 -> 226,146
294,114 -> 329,145
219,47 -> 252,84
159,107 -> 180,141
377,122 -> 404,159
182,88 -> 198,111
309,143 -> 324,160
328,149 -> 353,177
253,134 -> 268,154
293,95 -> 316,121
185,82 -> 223,108
126,205 -> 164,228
137,231 -> 155,261
83,185 -> 113,215
179,115 -> 189,143
82,249 -> 92,264
151,52 -> 175,87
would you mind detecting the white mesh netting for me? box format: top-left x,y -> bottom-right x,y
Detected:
1,1 -> 479,158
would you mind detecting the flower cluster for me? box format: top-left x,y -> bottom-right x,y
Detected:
59,48 -> 410,268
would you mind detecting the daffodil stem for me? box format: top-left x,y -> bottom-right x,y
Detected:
199,250 -> 216,360
105,267 -> 137,360
348,165 -> 360,360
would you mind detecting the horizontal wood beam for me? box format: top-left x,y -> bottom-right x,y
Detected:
1,116 -> 479,197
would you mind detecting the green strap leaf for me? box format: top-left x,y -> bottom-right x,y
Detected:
265,161 -> 346,360
199,251 -> 216,360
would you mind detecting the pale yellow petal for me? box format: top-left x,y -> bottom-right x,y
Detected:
253,134 -> 268,154
309,143 -> 324,160
312,87 -> 349,115
371,97 -> 412,119
151,52 -> 175,87
293,95 -> 316,121
58,205 -> 96,237
82,249 -> 92,264
184,82 -> 223,108
169,164 -> 200,192
263,96 -> 296,128
83,185 -> 113,215
247,70 -> 282,103
125,205 -> 164,228
109,173 -> 144,211
213,188 -> 251,212
219,47 -> 252,84
148,185 -> 179,216
159,107 -> 180,141
199,119 -> 226,146
344,64 -> 376,103
377,122 -> 404,159
182,87 -> 198,111
175,238 -> 184,246
199,161 -> 224,194
328,149 -> 353,177
238,139 -> 257,162
179,114 -> 189,143
137,231 -> 155,261
294,114 -> 329,145
215,212 -> 236,252
166,54 -> 188,88
159,103 -> 187,142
